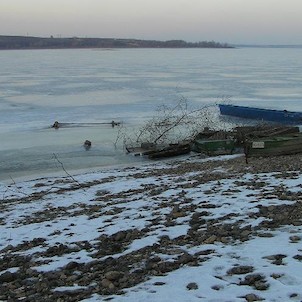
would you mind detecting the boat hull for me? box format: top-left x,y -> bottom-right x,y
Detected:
191,139 -> 235,156
148,144 -> 191,159
245,134 -> 302,157
219,104 -> 302,125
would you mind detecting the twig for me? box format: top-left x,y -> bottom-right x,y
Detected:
1,176 -> 28,201
52,153 -> 81,187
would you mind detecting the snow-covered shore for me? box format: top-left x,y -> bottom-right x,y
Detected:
1,154 -> 302,302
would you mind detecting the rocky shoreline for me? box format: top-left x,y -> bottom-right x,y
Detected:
1,154 -> 302,301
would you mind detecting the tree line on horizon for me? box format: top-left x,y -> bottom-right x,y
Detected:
0,35 -> 233,49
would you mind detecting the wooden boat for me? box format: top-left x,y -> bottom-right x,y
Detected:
148,143 -> 191,159
125,142 -> 157,156
126,142 -> 191,159
245,133 -> 302,157
191,139 -> 235,156
219,104 -> 302,125
191,128 -> 235,156
233,125 -> 300,147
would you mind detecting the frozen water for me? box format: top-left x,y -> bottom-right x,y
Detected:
1,47 -> 302,181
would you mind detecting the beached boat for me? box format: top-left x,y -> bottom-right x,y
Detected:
245,133 -> 302,157
191,139 -> 235,156
219,104 -> 302,125
191,129 -> 235,156
125,142 -> 158,156
126,142 -> 191,159
148,143 -> 191,159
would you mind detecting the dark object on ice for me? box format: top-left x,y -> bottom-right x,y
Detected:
51,121 -> 121,128
83,140 -> 92,150
111,120 -> 120,127
52,121 -> 60,129
219,104 -> 302,125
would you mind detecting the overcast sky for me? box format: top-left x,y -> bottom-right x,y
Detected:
1,0 -> 302,44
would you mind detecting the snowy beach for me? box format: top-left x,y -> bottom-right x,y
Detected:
1,153 -> 302,301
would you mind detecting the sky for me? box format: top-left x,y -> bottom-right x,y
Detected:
1,0 -> 302,44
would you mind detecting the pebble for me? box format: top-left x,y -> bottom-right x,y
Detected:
186,282 -> 198,290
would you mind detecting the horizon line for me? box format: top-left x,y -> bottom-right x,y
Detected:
1,34 -> 302,47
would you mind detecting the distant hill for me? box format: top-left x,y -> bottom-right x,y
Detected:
0,35 -> 233,50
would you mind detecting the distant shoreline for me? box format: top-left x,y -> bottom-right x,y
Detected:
0,35 -> 233,50
234,44 -> 302,49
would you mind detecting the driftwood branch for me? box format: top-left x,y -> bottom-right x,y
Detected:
131,98 -> 219,146
52,153 -> 81,186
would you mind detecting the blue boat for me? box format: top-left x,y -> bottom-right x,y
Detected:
219,104 -> 302,125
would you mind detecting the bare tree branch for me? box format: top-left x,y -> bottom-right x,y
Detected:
52,153 -> 81,186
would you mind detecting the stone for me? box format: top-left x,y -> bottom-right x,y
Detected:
241,230 -> 252,237
154,282 -> 166,286
178,253 -> 195,265
289,235 -> 301,242
211,284 -> 223,291
65,261 -> 80,270
104,271 -> 124,281
204,235 -> 217,244
0,271 -> 16,283
83,140 -> 92,150
227,266 -> 254,275
243,274 -> 264,285
186,282 -> 198,290
244,293 -> 264,301
114,231 -> 126,241
101,278 -> 115,289
254,280 -> 269,290
293,254 -> 302,261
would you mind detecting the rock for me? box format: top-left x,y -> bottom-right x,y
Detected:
254,280 -> 269,290
114,231 -> 127,241
186,282 -> 198,290
227,266 -> 254,275
65,261 -> 80,270
244,293 -> 264,301
240,273 -> 263,285
220,237 -> 229,244
1,244 -> 14,252
211,284 -> 223,291
289,235 -> 301,242
271,273 -> 283,279
148,256 -> 161,263
154,281 -> 166,286
264,254 -> 286,265
258,232 -> 274,238
101,278 -> 115,289
293,254 -> 302,261
204,235 -> 217,244
241,230 -> 252,237
104,271 -> 124,281
240,273 -> 269,290
156,261 -> 178,273
177,253 -> 195,265
83,140 -> 92,150
0,271 -> 16,283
